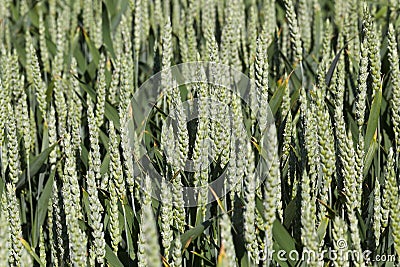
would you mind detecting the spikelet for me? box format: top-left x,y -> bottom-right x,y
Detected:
281,78 -> 294,199
68,59 -> 82,155
262,0 -> 276,38
185,6 -> 197,63
316,19 -> 332,94
220,1 -> 241,67
246,5 -> 258,67
300,170 -> 320,267
201,0 -> 216,45
332,47 -> 362,215
109,56 -> 121,106
232,2 -> 243,70
47,105 -> 66,263
108,121 -> 124,249
391,195 -> 400,259
162,18 -> 174,111
47,105 -> 58,166
384,149 -> 398,213
341,131 -> 360,208
385,148 -> 400,256
121,114 -> 137,199
388,24 -> 400,154
162,0 -> 170,19
138,175 -> 162,267
160,178 -> 173,261
312,0 -> 323,51
141,0 -> 150,44
0,80 -> 8,176
53,78 -> 67,137
344,0 -> 360,66
255,35 -> 270,134
93,0 -> 102,48
346,170 -> 363,266
219,213 -> 236,266
170,233 -> 182,267
372,179 -> 382,248
298,0 -> 311,52
154,0 -> 164,33
134,0 -> 142,68
171,89 -> 189,171
243,141 -> 258,263
231,93 -> 246,199
6,105 -> 21,185
162,18 -> 173,71
315,91 -> 335,202
87,99 -> 103,188
332,217 -> 350,267
119,13 -> 135,113
177,10 -> 189,63
83,0 -> 93,42
354,41 -> 368,194
226,132 -> 239,208
30,44 -> 47,118
0,193 -> 9,265
171,175 -> 186,234
55,177 -> 69,264
69,0 -> 81,38
363,5 -> 381,97
6,183 -> 23,266
46,188 -> 57,266
13,75 -> 27,140
62,133 -> 87,265
95,54 -> 107,129
7,51 -> 19,103
262,123 -> 281,254
47,0 -> 57,43
25,29 -> 33,85
171,0 -> 180,35
109,179 -> 121,253
39,227 -> 46,266
109,121 -> 126,199
87,155 -> 105,263
300,87 -> 318,191
52,8 -> 67,77
192,82 -> 210,196
205,25 -> 230,167
161,123 -> 175,166
283,0 -> 303,63
160,121 -> 185,232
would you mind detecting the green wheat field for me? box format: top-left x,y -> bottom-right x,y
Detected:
0,0 -> 399,266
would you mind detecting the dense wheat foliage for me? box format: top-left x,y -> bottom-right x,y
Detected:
0,0 -> 400,266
